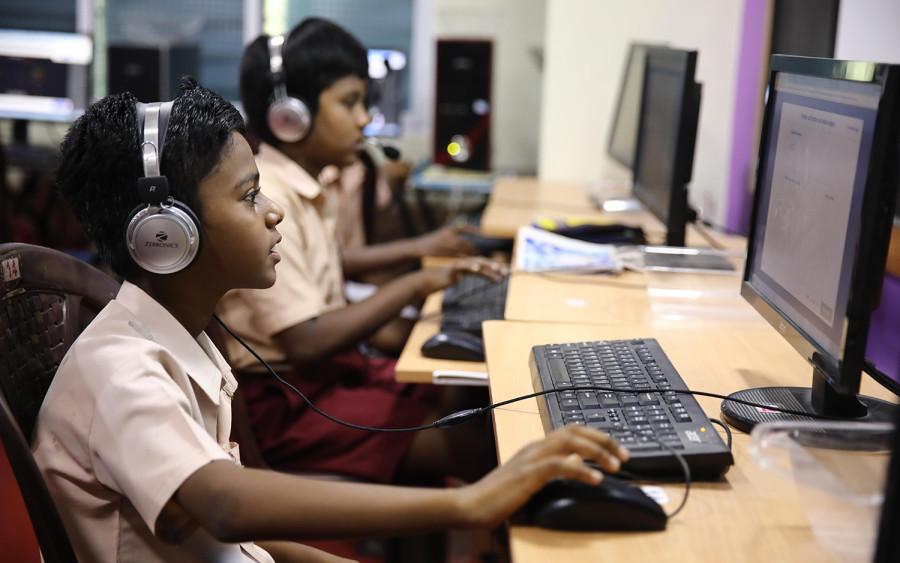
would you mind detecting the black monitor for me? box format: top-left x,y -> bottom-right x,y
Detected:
721,55 -> 900,432
607,42 -> 653,170
364,48 -> 406,138
630,47 -> 702,247
0,28 -> 92,133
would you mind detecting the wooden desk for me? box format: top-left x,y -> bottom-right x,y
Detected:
488,177 -> 597,206
482,320 -> 894,563
394,291 -> 487,384
504,269 -> 653,325
479,197 -> 660,240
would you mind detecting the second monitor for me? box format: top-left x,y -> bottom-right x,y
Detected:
631,47 -> 702,248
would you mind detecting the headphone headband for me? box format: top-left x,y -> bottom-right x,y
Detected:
138,101 -> 172,178
266,33 -> 312,143
268,35 -> 285,77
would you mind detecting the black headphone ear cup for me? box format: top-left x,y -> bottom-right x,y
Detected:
267,95 -> 312,142
125,199 -> 201,274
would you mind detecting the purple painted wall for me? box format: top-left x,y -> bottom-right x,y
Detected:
727,0 -> 768,235
867,273 -> 900,389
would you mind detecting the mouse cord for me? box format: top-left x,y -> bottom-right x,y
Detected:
215,319 -> 846,432
215,314 -> 441,433
213,321 -> 845,432
659,441 -> 691,518
709,418 -> 733,450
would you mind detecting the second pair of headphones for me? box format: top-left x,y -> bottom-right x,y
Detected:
267,34 -> 313,143
125,101 -> 201,275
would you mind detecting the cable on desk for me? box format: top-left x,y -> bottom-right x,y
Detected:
709,418 -> 733,450
215,319 -> 855,523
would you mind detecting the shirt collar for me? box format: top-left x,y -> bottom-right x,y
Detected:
115,281 -> 227,404
257,142 -> 323,200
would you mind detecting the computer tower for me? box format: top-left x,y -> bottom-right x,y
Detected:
107,44 -> 200,102
433,40 -> 492,171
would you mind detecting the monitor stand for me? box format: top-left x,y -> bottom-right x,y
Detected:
721,368 -> 898,433
587,179 -> 642,213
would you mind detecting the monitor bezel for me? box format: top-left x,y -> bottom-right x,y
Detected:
630,46 -> 701,247
741,54 -> 900,399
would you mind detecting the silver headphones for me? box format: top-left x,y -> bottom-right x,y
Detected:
125,101 -> 201,275
267,34 -> 312,143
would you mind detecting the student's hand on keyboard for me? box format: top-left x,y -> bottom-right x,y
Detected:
415,257 -> 509,297
414,224 -> 480,258
454,426 -> 630,528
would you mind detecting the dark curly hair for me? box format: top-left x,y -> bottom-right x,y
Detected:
56,77 -> 245,279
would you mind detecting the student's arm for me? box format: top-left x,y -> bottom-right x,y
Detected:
255,541 -> 354,563
168,425 -> 629,543
341,225 -> 478,278
272,257 -> 505,367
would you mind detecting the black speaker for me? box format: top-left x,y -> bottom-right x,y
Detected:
433,40 -> 492,171
107,44 -> 200,102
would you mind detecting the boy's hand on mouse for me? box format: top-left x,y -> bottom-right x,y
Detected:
453,426 -> 630,529
414,257 -> 509,297
414,225 -> 479,258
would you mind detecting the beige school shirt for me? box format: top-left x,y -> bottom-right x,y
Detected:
323,157 -> 393,250
32,282 -> 274,562
217,142 -> 347,371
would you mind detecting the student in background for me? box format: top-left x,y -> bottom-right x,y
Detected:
217,18 -> 505,485
34,79 -> 629,562
326,151 -> 411,253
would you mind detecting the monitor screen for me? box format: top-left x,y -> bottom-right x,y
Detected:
0,28 -> 92,123
607,43 -> 652,170
631,47 -> 701,247
722,55 -> 900,431
364,48 -> 406,138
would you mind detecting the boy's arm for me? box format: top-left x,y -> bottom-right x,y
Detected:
168,425 -> 628,543
255,541 -> 354,563
341,225 -> 478,278
272,258 -> 505,367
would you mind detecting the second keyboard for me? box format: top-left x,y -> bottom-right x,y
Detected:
530,338 -> 734,479
441,274 -> 509,334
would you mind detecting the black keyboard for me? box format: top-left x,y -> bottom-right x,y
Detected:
440,274 -> 508,334
530,338 -> 733,478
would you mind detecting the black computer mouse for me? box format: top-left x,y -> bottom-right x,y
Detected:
420,330 -> 485,362
522,475 -> 667,532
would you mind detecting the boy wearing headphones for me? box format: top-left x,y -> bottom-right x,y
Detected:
33,79 -> 628,562
216,18 -> 503,484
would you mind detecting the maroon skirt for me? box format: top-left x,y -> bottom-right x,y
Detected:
237,348 -> 443,483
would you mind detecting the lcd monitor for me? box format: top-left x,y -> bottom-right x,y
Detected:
607,42 -> 653,170
721,55 -> 900,432
630,47 -> 702,247
0,29 -> 92,127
